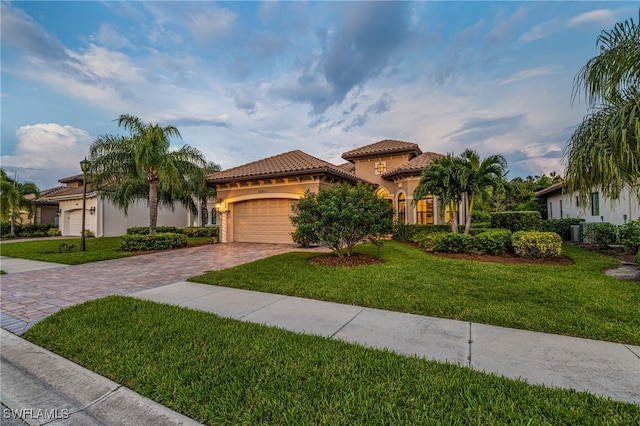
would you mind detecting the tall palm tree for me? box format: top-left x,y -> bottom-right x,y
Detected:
194,161 -> 221,226
89,114 -> 206,235
565,11 -> 640,204
0,169 -> 39,235
459,149 -> 507,234
414,154 -> 467,233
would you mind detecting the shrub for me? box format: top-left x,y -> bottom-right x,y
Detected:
635,251 -> 640,266
582,223 -> 618,248
126,226 -> 182,235
1,233 -> 16,239
512,231 -> 562,260
47,228 -> 61,237
619,219 -> 640,253
120,233 -> 188,251
541,218 -> 585,240
473,229 -> 512,255
291,182 -> 394,256
437,233 -> 477,253
491,211 -> 542,232
182,226 -> 219,238
471,211 -> 492,223
410,232 -> 445,252
21,231 -> 46,237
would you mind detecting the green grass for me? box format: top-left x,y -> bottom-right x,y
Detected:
190,240 -> 640,345
0,237 -> 212,265
25,296 -> 639,425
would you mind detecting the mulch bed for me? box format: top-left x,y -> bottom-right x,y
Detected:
429,251 -> 575,266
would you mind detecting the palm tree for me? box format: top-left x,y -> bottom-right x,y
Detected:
194,161 -> 221,226
565,11 -> 640,204
0,169 -> 40,235
459,149 -> 507,234
89,114 -> 206,235
414,154 -> 467,233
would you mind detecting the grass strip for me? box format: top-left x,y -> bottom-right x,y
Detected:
190,241 -> 640,345
0,237 -> 212,265
25,296 -> 639,425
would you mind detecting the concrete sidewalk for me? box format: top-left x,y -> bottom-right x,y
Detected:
132,281 -> 640,405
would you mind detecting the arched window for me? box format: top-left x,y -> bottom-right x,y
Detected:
397,193 -> 406,224
417,195 -> 434,224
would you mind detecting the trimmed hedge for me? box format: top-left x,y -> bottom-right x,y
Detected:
490,211 -> 542,232
120,233 -> 188,251
126,226 -> 182,235
393,223 -> 490,241
582,223 -> 618,248
411,229 -> 512,255
473,229 -> 513,254
619,219 -> 640,253
182,226 -> 219,238
541,218 -> 585,240
512,231 -> 562,260
1,222 -> 59,238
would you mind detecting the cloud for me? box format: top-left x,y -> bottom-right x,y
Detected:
484,7 -> 526,47
90,24 -> 131,50
568,9 -> 617,28
445,114 -> 529,145
498,66 -> 558,85
171,116 -> 231,129
1,124 -> 93,188
344,92 -> 393,131
519,18 -> 562,42
276,2 -> 412,114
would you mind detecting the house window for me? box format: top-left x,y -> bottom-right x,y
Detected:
397,193 -> 406,224
575,196 -> 579,207
417,195 -> 434,224
591,192 -> 600,216
548,202 -> 553,219
559,200 -> 563,219
375,161 -> 386,175
211,209 -> 217,225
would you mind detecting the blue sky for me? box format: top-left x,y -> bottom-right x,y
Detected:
1,1 -> 636,189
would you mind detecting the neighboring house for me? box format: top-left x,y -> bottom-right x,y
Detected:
535,182 -> 639,225
46,174 -> 198,237
208,140 -> 454,244
20,186 -> 67,226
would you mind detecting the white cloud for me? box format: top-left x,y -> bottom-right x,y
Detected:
568,9 -> 617,28
519,18 -> 562,42
1,124 -> 93,188
498,66 -> 558,85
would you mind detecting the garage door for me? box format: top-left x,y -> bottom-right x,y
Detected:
234,199 -> 295,244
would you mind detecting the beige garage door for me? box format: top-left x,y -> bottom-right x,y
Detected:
66,210 -> 83,236
234,199 -> 295,244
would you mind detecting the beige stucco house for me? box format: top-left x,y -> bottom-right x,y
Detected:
208,140 -> 454,244
46,174 -> 198,237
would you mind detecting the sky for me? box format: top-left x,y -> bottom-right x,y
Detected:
1,1 -> 637,190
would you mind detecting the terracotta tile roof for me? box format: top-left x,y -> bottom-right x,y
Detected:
535,181 -> 565,197
44,184 -> 96,200
207,150 -> 361,184
336,162 -> 356,173
382,152 -> 443,180
341,139 -> 422,161
58,174 -> 84,184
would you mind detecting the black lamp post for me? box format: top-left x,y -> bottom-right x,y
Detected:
80,158 -> 91,252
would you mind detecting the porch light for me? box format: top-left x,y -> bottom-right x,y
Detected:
215,200 -> 228,213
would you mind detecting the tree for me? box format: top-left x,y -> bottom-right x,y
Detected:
0,169 -> 39,235
290,182 -> 394,257
193,161 -> 221,227
89,114 -> 206,235
458,149 -> 507,234
414,154 -> 467,233
565,11 -> 640,204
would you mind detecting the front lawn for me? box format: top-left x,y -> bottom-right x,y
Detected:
25,296 -> 639,425
0,236 -> 212,265
190,240 -> 640,345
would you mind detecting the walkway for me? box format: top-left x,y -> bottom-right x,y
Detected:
0,243 -> 303,334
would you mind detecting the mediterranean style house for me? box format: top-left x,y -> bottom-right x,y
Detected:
535,182 -> 639,225
46,174 -> 198,237
208,139 -> 455,244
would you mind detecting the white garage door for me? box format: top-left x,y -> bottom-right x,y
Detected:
234,199 -> 295,244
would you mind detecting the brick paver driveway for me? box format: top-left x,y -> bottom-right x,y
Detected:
1,243 -> 304,334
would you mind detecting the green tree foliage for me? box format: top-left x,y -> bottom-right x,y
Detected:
414,154 -> 466,233
89,114 -> 206,235
194,161 -> 221,226
458,149 -> 507,234
565,11 -> 640,204
0,169 -> 39,235
290,182 -> 394,257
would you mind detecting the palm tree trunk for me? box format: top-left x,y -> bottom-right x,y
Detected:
464,195 -> 474,235
149,180 -> 158,235
449,200 -> 458,233
10,210 -> 15,235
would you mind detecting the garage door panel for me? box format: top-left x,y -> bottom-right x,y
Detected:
234,199 -> 295,244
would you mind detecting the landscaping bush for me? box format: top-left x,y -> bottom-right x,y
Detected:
21,231 -> 46,237
582,223 -> 618,248
490,211 -> 542,232
473,229 -> 512,255
619,219 -> 640,253
410,232 -> 444,252
432,233 -> 476,254
181,226 -> 219,238
47,228 -> 61,237
512,231 -> 562,260
541,218 -> 585,240
635,251 -> 640,266
126,226 -> 182,235
120,233 -> 188,251
471,211 -> 492,223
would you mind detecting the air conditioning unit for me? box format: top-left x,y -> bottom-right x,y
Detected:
569,224 -> 581,242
